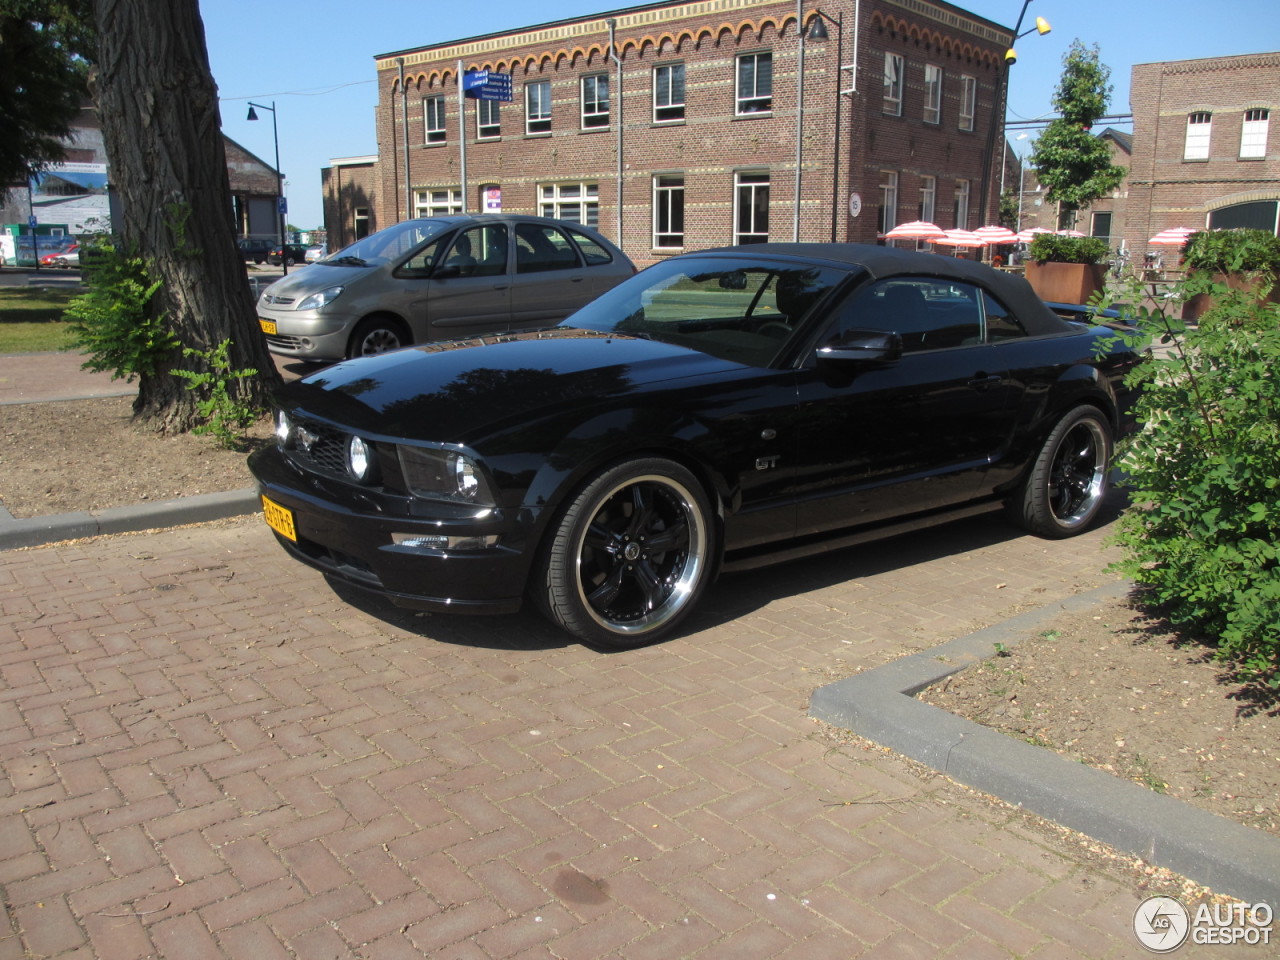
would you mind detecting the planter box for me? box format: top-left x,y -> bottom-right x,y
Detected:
1181,272 -> 1280,321
1024,261 -> 1106,305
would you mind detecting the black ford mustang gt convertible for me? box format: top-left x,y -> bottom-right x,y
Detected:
249,243 -> 1143,648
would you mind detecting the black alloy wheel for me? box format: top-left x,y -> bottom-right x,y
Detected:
536,459 -> 714,648
1010,405 -> 1113,538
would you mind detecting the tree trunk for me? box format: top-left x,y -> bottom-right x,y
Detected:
91,0 -> 279,431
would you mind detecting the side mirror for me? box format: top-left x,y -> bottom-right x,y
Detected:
816,329 -> 902,363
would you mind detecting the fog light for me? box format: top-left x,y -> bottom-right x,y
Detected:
347,435 -> 374,482
275,410 -> 293,447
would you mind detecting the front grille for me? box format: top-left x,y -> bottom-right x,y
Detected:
286,415 -> 349,479
266,334 -> 306,350
263,294 -> 296,305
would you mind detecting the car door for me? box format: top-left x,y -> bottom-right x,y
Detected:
422,223 -> 513,340
510,222 -> 596,327
790,277 -> 1025,536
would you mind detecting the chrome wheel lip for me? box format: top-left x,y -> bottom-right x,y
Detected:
1047,418 -> 1108,528
572,474 -> 707,637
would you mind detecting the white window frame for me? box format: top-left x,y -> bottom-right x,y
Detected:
880,171 -> 898,234
923,64 -> 942,124
526,80 -> 552,135
734,172 -> 770,244
954,179 -> 971,230
958,75 -> 976,131
539,182 -> 599,227
736,52 -> 773,115
414,188 -> 463,218
581,74 -> 610,129
653,175 -> 685,249
477,99 -> 501,140
1185,112 -> 1212,160
1241,108 -> 1270,159
424,96 -> 446,145
883,52 -> 904,116
654,63 -> 686,123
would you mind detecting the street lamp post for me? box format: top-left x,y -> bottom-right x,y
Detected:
794,5 -> 847,243
247,100 -> 288,276
978,1 -> 1050,225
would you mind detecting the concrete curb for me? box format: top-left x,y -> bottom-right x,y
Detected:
810,581 -> 1280,906
0,488 -> 260,550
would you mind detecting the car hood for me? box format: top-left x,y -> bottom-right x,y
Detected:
278,327 -> 751,442
260,264 -> 366,300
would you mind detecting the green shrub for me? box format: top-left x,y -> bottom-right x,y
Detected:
1028,233 -> 1110,265
172,339 -> 264,450
63,238 -> 176,381
1182,228 -> 1280,277
1104,273 -> 1280,684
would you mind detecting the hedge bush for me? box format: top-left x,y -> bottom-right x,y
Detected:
1105,271 -> 1280,684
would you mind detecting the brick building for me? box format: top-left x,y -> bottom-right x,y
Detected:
321,156 -> 379,251
333,0 -> 1014,266
1127,51 -> 1279,265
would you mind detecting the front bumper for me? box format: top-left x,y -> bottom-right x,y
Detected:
247,447 -> 529,615
257,307 -> 355,360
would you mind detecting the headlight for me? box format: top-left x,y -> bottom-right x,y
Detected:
398,445 -> 495,505
275,409 -> 293,448
347,435 -> 377,482
296,285 -> 345,310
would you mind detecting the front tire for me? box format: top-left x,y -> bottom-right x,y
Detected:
1009,405 -> 1113,538
348,317 -> 409,358
535,459 -> 715,649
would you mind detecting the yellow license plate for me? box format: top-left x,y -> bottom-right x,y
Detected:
259,318 -> 277,335
261,495 -> 296,541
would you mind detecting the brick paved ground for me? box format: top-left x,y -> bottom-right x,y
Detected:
0,509 -> 1263,958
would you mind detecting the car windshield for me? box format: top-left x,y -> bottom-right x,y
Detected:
565,256 -> 849,367
322,219 -> 453,268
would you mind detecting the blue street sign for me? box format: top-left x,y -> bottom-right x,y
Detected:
278,197 -> 288,215
463,70 -> 513,102
28,216 -> 37,229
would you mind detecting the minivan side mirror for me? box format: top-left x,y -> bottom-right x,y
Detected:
816,329 -> 902,363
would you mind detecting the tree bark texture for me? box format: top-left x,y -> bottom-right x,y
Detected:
91,0 -> 279,430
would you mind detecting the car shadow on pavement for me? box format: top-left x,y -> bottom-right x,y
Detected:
317,488 -> 1129,654
685,487 -> 1131,640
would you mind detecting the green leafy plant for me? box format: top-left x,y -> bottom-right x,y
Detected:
1182,229 -> 1280,278
1028,233 -> 1110,265
63,238 -> 176,381
1029,40 -> 1126,229
172,339 -> 264,450
1102,273 -> 1280,685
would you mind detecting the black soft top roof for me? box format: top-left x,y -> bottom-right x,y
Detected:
700,243 -> 1077,337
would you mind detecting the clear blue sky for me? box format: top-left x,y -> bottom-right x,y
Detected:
200,0 -> 1280,231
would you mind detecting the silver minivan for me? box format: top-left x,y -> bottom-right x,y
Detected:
256,215 -> 636,361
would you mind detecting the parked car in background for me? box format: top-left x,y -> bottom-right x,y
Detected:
50,250 -> 80,268
238,237 -> 273,264
254,214 -> 636,361
249,243 -> 1145,648
304,244 -> 328,263
268,243 -> 310,267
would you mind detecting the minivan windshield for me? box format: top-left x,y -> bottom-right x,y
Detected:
322,219 -> 454,268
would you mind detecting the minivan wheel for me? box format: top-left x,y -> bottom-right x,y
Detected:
348,318 -> 409,358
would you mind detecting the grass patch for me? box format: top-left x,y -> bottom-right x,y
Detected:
0,286 -> 79,353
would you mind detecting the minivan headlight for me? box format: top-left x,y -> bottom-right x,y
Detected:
398,445 -> 495,505
297,285 -> 345,310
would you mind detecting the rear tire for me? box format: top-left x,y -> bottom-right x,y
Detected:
535,458 -> 714,649
348,317 -> 410,358
1009,405 -> 1112,538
